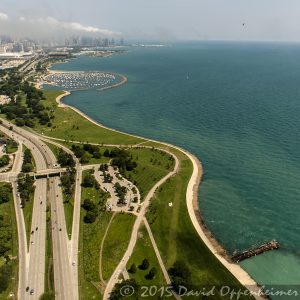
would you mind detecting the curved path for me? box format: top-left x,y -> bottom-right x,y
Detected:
99,212 -> 116,285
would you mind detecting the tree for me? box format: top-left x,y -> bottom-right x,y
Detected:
79,152 -> 90,164
110,279 -> 139,300
84,210 -> 98,223
81,173 -> 95,188
15,118 -> 25,126
128,263 -> 137,274
57,150 -> 75,167
92,151 -> 101,159
140,258 -> 149,270
103,149 -> 110,157
146,267 -> 157,280
82,199 -> 96,211
0,155 -> 9,167
0,189 -> 10,204
21,162 -> 33,173
168,261 -> 191,293
0,264 -> 12,292
39,292 -> 55,300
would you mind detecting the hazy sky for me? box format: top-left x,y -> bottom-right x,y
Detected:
1,0 -> 300,41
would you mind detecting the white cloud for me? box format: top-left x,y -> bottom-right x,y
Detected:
42,16 -> 120,36
0,12 -> 9,21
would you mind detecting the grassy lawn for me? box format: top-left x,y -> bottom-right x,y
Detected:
127,224 -> 166,286
64,201 -> 74,239
79,172 -> 111,299
102,213 -> 136,281
123,147 -> 175,200
6,140 -> 18,154
22,145 -> 36,172
32,90 -> 143,145
0,183 -> 18,299
0,131 -> 18,154
44,141 -> 61,160
23,191 -> 34,249
44,197 -> 54,297
146,155 -> 253,300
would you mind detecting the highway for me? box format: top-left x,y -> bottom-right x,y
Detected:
0,122 -> 49,299
42,137 -> 80,299
0,118 -> 76,299
50,176 -> 74,300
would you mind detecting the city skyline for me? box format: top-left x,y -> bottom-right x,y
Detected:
1,0 -> 300,42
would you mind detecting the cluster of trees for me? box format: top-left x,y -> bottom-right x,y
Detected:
39,292 -> 55,300
128,259 -> 158,280
0,155 -> 9,168
57,149 -> 76,202
0,72 -> 22,99
0,184 -> 12,205
81,171 -> 100,189
82,198 -> 99,223
0,75 -> 52,128
57,149 -> 75,168
110,279 -> 139,300
21,148 -> 34,172
0,187 -> 11,210
0,183 -> 14,294
100,164 -> 113,183
0,215 -> 12,257
169,261 -> 191,293
114,182 -> 127,204
0,264 -> 13,294
17,174 -> 35,208
60,167 -> 76,199
104,148 -> 137,172
71,143 -> 101,164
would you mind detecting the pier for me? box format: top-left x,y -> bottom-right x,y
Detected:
232,240 -> 280,262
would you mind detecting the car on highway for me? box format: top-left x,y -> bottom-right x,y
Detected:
30,289 -> 34,295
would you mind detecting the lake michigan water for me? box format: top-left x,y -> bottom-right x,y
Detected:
50,42 -> 300,296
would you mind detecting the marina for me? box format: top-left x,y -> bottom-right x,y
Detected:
44,71 -> 121,90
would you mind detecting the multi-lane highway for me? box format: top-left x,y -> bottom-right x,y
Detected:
0,121 -> 49,299
0,118 -> 77,299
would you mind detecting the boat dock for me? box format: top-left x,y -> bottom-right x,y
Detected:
232,240 -> 280,262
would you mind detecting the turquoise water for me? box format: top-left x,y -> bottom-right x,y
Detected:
50,42 -> 300,296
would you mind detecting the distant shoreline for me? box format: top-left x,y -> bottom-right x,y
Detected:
54,87 -> 263,299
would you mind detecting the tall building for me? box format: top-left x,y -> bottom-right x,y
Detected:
0,46 -> 6,54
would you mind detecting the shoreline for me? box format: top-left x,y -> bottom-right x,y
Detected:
54,89 -> 264,299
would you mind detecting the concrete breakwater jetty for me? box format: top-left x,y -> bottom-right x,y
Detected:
232,240 -> 280,262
